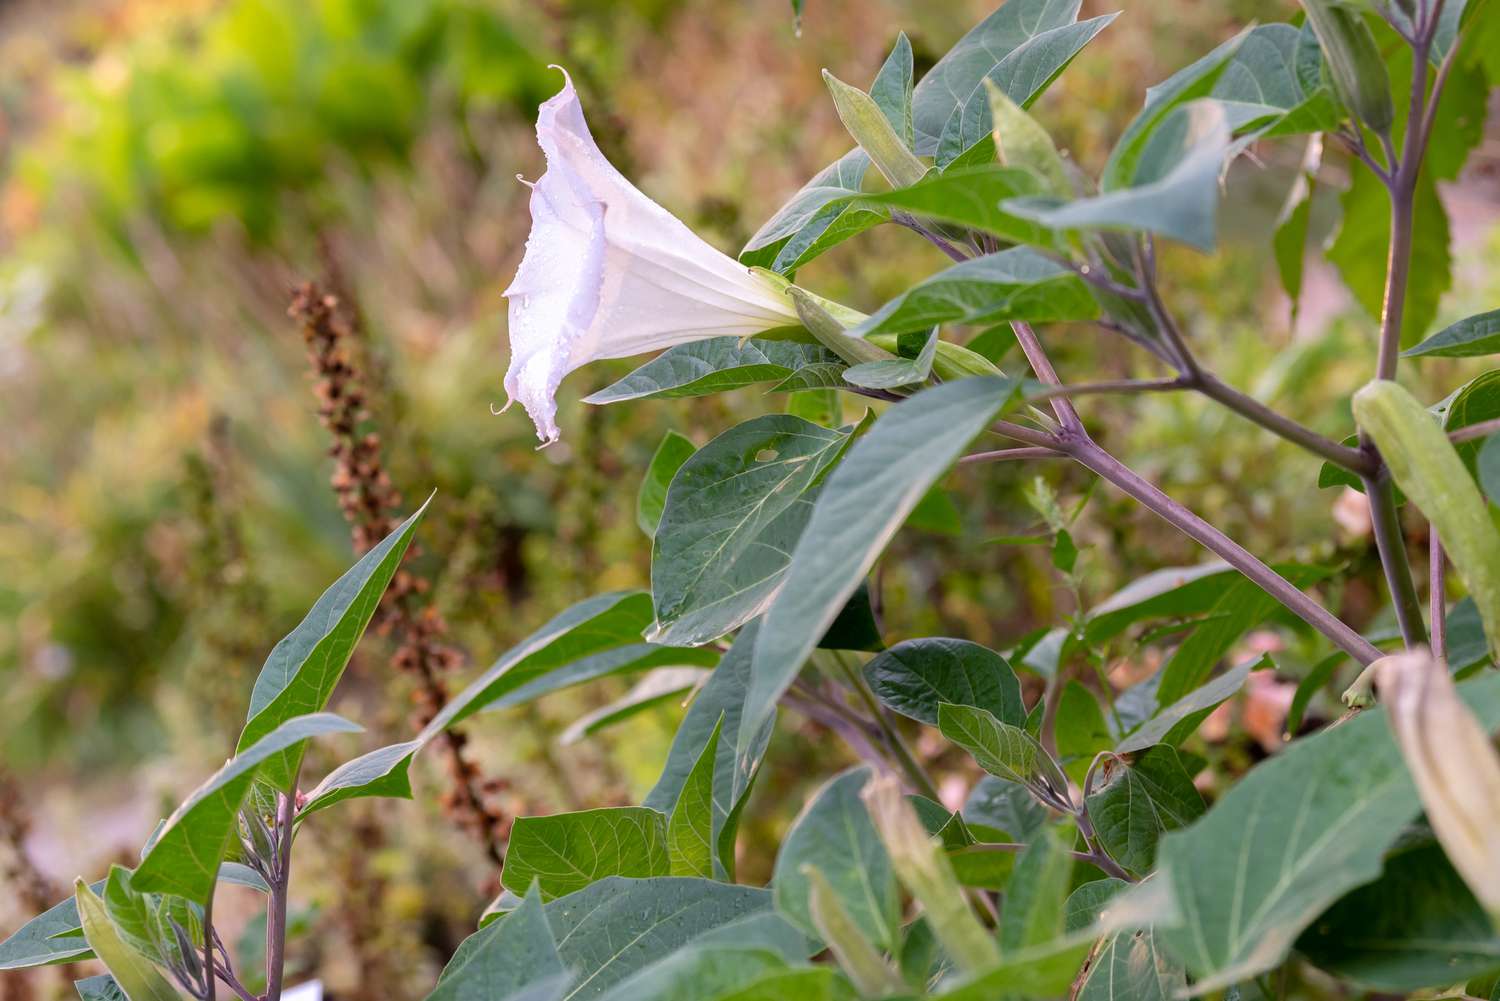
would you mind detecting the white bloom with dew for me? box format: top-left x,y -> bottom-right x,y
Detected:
1375,648 -> 1500,922
503,68 -> 800,444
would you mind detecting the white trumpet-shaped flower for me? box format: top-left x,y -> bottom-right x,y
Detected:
503,69 -> 801,443
1375,648 -> 1500,922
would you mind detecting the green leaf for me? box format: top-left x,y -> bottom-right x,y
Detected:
1146,674 -> 1500,992
501,808 -> 670,901
646,623 -> 773,881
1064,879 -> 1127,933
998,826 -> 1074,952
823,70 -> 925,188
938,702 -> 1069,808
74,976 -> 128,1001
1211,24 -> 1340,138
870,32 -> 915,146
986,80 -> 1069,195
1082,562 -> 1238,647
595,947 -> 789,1001
1055,681 -> 1110,763
741,150 -> 872,270
710,968 -> 857,1001
0,882 -> 105,970
1154,575 -> 1288,707
852,166 -> 1055,246
667,716 -> 722,879
1102,27 -> 1247,189
964,776 -> 1047,843
934,15 -> 1118,166
1117,654 -> 1268,754
1482,435 -> 1500,504
1406,309 -> 1500,359
739,377 -> 1021,767
843,328 -> 937,390
102,866 -> 199,970
542,877 -> 800,1001
1084,746 -> 1205,879
301,593 -> 714,815
561,668 -> 710,746
864,638 -> 1026,728
852,250 -> 1097,339
430,884 -> 571,1001
74,881 -> 182,1001
772,766 -> 899,951
1273,161 -> 1315,310
236,498 -> 427,787
1329,167 -> 1451,348
586,339 -> 841,404
1299,0 -> 1393,133
1007,100 -> 1233,251
135,713 -> 359,902
650,415 -> 855,646
1285,651 -> 1343,739
1441,369 -> 1500,476
1297,839 -> 1500,992
931,937 -> 1094,1000
1074,927 -> 1187,1001
638,432 -> 696,539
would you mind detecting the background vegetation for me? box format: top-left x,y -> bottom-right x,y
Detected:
1,0 -> 1495,997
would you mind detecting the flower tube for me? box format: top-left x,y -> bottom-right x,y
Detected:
503,69 -> 801,443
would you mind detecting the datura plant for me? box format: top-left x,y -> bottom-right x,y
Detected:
8,1 -> 1500,999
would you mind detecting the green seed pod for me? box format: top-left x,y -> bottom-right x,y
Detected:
867,333 -> 1004,380
1300,0 -> 1394,134
1353,380 -> 1500,659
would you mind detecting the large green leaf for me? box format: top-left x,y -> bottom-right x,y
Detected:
863,638 -> 1025,728
585,340 -> 840,404
102,866 -> 199,971
739,378 -> 1021,767
1297,840 -> 1500,992
998,826 -> 1074,951
645,623 -> 773,881
301,593 -> 714,815
651,415 -> 855,646
939,703 -> 1069,808
772,766 -> 899,951
236,498 -> 428,788
1074,927 -> 1187,1001
1328,167 -> 1451,348
963,776 -> 1047,843
502,808 -> 670,901
933,15 -> 1118,166
911,0 -> 1082,156
593,947 -> 789,1001
667,716 -> 722,879
1081,562 -> 1236,646
1209,23 -> 1340,139
1154,575 -> 1288,707
1007,100 -> 1233,251
0,882 -> 105,970
429,884 -> 572,1001
852,166 -> 1054,246
710,968 -> 857,1001
851,251 -> 1096,339
134,713 -> 358,902
931,937 -> 1094,1000
638,431 -> 696,539
740,151 -> 872,270
541,877 -> 804,1001
74,976 -> 128,1001
1147,674 -> 1500,992
1084,746 -> 1204,879
1405,310 -> 1500,359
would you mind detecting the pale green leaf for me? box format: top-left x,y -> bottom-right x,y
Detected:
638,431 -> 696,539
938,702 -> 1069,808
667,716 -> 722,879
74,881 -> 182,1001
501,808 -> 670,901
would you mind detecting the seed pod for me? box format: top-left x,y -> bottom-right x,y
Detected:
1300,0 -> 1394,134
1353,380 -> 1500,661
1375,649 -> 1500,924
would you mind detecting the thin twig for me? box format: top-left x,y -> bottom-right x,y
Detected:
264,779 -> 299,1001
987,419 -> 1064,450
958,446 -> 1065,465
203,877 -> 216,1001
1012,322 -> 1084,434
1025,377 -> 1189,403
1431,531 -> 1447,663
1363,471 -> 1427,647
1449,417 -> 1500,445
892,213 -> 971,263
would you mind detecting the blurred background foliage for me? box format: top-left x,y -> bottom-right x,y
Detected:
0,0 -> 1495,996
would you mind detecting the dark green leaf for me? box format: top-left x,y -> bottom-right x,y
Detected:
1406,310 -> 1500,359
646,623 -> 773,881
1298,840 -> 1500,992
1154,575 -> 1287,707
1085,746 -> 1205,878
135,713 -> 359,902
501,808 -> 670,901
594,947 -> 789,1001
998,826 -> 1074,951
1008,100 -> 1233,251
1211,24 -> 1340,138
667,716 -> 722,879
817,582 -> 884,652
237,499 -> 427,788
772,766 -> 899,951
852,251 -> 1097,339
1064,879 -> 1127,933
863,638 -> 1025,728
74,976 -> 128,1001
651,415 -> 855,646
638,431 -> 696,539
938,702 -> 1069,808
853,166 -> 1054,246
844,329 -> 937,390
586,339 -> 841,404
1055,681 -> 1110,763
1146,674 -> 1500,991
963,776 -> 1047,843
1082,562 -> 1237,647
430,884 -> 571,1001
740,378 -> 1021,768
710,967 -> 857,1001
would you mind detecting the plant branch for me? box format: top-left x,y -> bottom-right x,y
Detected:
214,963 -> 258,1001
203,877 -> 216,1001
1074,807 -> 1133,882
1065,435 -> 1382,664
1026,377 -> 1190,403
1431,531 -> 1447,662
893,213 -> 971,263
1012,322 -> 1084,433
264,777 -> 299,1001
958,446 -> 1065,465
1364,471 -> 1427,647
987,419 -> 1065,450
1449,417 -> 1500,445
1194,373 -> 1375,474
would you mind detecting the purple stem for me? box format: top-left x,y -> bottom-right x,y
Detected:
1431,531 -> 1447,662
264,780 -> 298,1001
